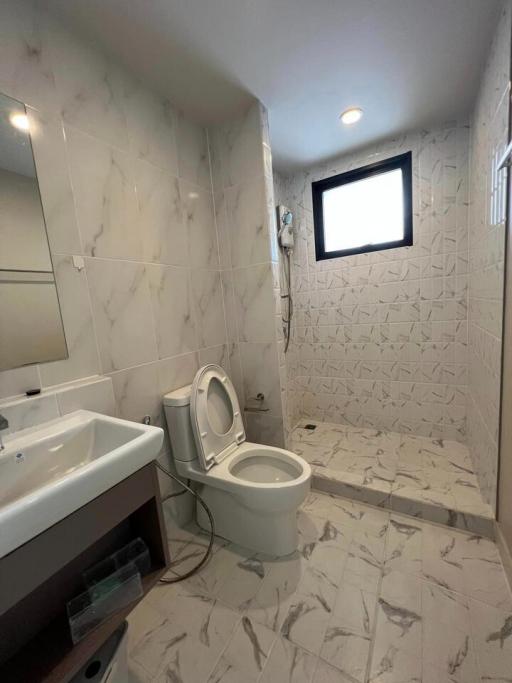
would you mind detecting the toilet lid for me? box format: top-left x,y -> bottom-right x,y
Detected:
190,364 -> 245,470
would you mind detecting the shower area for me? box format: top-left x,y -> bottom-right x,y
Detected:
272,3 -> 510,537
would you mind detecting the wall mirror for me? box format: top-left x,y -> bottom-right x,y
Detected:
0,92 -> 67,371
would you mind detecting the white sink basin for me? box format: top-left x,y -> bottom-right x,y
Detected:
0,410 -> 164,559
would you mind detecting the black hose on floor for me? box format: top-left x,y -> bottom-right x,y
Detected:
156,461 -> 216,583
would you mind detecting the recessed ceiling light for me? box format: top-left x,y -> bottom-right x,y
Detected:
340,108 -> 363,125
9,112 -> 30,131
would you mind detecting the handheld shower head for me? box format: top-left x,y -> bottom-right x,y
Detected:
277,206 -> 294,249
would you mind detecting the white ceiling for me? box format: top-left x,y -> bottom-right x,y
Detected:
47,0 -> 503,170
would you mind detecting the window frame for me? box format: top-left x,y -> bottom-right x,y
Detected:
312,151 -> 413,261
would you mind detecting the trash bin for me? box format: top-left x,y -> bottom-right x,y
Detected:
70,621 -> 129,683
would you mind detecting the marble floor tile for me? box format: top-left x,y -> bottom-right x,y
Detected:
280,590 -> 333,655
166,533 -> 226,578
319,621 -> 371,682
422,583 -> 479,682
207,616 -> 276,682
369,580 -> 423,682
126,489 -> 512,682
331,582 -> 377,636
259,636 -> 317,683
422,526 -> 469,595
290,421 -> 493,536
384,515 -> 423,575
313,658 -> 355,682
421,524 -> 512,609
297,510 -> 353,555
380,569 -> 422,614
245,555 -> 303,633
130,585 -> 240,681
216,548 -> 271,611
294,441 -> 334,467
178,542 -> 242,597
469,598 -> 512,681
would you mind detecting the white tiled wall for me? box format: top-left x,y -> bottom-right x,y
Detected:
0,377 -> 115,435
208,103 -> 286,447
0,1 -> 286,510
467,0 -> 511,511
275,123 -> 471,441
0,0 -> 227,519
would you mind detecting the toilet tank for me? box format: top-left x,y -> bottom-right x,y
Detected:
163,384 -> 198,463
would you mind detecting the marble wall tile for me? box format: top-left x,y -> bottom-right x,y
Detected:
110,362 -> 162,427
147,264 -> 197,359
27,107 -> 81,254
87,258 -> 157,373
245,413 -> 285,448
0,376 -> 115,437
220,270 -> 239,344
181,180 -> 219,268
208,101 -> 265,191
225,179 -> 271,267
192,269 -> 226,348
39,254 -> 100,387
233,264 -> 276,343
0,0 -> 58,114
176,111 -> 211,190
136,160 -> 187,266
214,191 -> 231,269
209,100 -> 286,446
228,342 -> 244,401
158,352 -> 199,396
66,127 -> 141,260
0,392 -> 59,434
240,342 -> 282,416
48,21 -> 129,149
125,81 -> 178,174
56,376 -> 115,417
199,344 -> 231,373
0,365 -> 40,400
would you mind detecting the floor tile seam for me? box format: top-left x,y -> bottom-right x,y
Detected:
258,635 -> 321,683
416,570 -> 510,612
316,653 -> 362,683
128,654 -> 155,683
326,608 -> 376,643
201,610 -> 246,682
363,565 -> 385,683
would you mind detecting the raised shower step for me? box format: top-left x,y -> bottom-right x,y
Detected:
291,421 -> 495,539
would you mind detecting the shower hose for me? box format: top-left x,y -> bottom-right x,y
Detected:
282,247 -> 293,353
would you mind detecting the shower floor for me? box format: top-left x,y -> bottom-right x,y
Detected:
290,420 -> 494,537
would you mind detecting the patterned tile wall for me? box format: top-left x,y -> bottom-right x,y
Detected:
467,0 -> 511,510
275,122 -> 471,442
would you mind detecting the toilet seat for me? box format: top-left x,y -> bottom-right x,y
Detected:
190,364 -> 245,470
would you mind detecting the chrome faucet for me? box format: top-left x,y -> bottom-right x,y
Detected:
0,413 -> 9,450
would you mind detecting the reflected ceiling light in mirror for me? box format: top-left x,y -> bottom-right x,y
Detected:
340,107 -> 363,125
9,112 -> 30,131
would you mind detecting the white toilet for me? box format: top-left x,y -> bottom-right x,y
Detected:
163,364 -> 311,556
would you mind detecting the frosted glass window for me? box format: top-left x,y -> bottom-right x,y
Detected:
312,152 -> 413,260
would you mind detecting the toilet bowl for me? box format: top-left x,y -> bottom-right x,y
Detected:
163,364 -> 311,556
